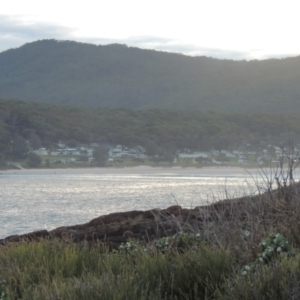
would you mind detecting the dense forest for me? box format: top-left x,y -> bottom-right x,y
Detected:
1,99 -> 300,164
1,40 -> 300,113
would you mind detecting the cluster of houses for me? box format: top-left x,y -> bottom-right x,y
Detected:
178,146 -> 300,165
108,145 -> 148,159
178,150 -> 254,165
31,142 -> 299,166
32,143 -> 148,164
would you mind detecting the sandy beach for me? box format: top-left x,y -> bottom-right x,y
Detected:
0,166 -> 262,176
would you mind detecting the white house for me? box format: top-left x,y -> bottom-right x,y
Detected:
178,152 -> 209,163
33,148 -> 48,156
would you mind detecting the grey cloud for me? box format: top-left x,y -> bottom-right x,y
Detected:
0,15 -> 296,60
0,14 -> 75,52
83,35 -> 251,60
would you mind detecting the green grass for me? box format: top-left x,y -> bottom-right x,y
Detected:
0,240 -> 234,299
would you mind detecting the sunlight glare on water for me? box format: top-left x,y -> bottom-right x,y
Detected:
0,173 -> 257,238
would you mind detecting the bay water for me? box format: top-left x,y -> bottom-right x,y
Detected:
0,172 -> 259,238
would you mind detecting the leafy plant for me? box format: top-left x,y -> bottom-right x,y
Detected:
0,280 -> 7,300
258,233 -> 291,264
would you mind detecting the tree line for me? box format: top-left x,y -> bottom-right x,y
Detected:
1,99 -> 300,166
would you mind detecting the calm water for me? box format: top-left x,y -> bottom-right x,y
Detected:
0,173 -> 258,238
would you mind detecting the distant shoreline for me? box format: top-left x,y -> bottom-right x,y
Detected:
0,166 -> 263,176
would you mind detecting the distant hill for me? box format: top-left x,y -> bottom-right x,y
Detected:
0,39 -> 300,113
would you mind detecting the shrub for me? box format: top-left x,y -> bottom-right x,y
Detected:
0,240 -> 233,299
217,253 -> 300,300
26,152 -> 42,168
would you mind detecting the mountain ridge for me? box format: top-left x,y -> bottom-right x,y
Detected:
0,39 -> 300,112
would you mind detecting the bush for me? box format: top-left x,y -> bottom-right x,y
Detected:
0,240 -> 233,299
217,253 -> 300,300
26,152 -> 42,168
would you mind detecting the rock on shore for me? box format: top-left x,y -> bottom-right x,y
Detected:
0,196 -> 252,249
0,205 -> 205,248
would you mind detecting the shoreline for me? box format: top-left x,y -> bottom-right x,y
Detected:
0,166 -> 262,176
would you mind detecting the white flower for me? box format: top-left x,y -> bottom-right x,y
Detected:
277,247 -> 282,252
241,271 -> 247,276
245,265 -> 251,271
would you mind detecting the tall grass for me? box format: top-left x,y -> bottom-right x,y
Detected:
0,240 -> 233,299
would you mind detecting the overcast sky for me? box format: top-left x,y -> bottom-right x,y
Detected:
1,0 -> 299,60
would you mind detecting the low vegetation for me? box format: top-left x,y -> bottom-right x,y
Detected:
2,164 -> 300,299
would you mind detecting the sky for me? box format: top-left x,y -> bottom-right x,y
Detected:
1,0 -> 300,60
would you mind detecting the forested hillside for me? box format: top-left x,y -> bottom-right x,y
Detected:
1,40 -> 300,113
1,99 -> 300,164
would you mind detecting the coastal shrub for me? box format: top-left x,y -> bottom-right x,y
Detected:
26,152 -> 42,168
154,232 -> 203,252
257,233 -> 291,264
118,240 -> 140,253
0,240 -> 233,299
240,233 -> 292,277
0,280 -> 8,300
217,253 -> 300,300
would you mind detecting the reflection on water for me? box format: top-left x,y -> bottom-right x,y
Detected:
1,173 -> 257,238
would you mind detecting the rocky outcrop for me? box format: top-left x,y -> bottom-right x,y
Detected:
0,196 -> 259,249
0,205 -> 206,249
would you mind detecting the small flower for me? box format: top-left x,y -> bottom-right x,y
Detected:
241,271 -> 247,276
244,265 -> 251,271
277,246 -> 282,252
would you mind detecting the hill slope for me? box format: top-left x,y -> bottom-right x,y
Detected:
0,40 -> 300,112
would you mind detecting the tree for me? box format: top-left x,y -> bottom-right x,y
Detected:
78,155 -> 89,162
45,159 -> 50,168
145,140 -> 159,158
67,139 -> 78,148
28,132 -> 42,150
93,146 -> 108,166
11,135 -> 29,159
26,153 -> 42,168
0,153 -> 6,168
0,127 -> 11,156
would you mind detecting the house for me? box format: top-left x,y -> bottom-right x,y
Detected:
57,142 -> 66,148
33,148 -> 48,156
238,158 -> 248,164
50,151 -> 60,156
220,150 -> 236,158
212,159 -> 222,165
90,143 -> 99,147
86,149 -> 93,157
178,152 -> 209,163
210,150 -> 220,156
61,148 -> 80,156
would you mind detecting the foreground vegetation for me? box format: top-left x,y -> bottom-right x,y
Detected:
2,166 -> 300,299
